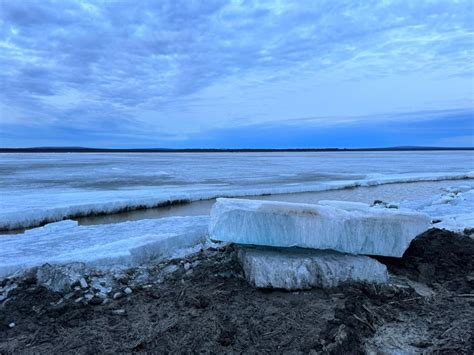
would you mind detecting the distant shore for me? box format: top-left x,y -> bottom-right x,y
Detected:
1,146 -> 473,153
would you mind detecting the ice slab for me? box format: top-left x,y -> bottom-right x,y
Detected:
0,216 -> 210,278
238,247 -> 388,289
210,198 -> 431,257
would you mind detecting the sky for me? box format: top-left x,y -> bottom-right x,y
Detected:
0,0 -> 473,148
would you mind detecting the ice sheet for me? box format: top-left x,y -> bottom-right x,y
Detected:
0,216 -> 210,278
238,247 -> 388,289
210,198 -> 431,257
1,152 -> 472,230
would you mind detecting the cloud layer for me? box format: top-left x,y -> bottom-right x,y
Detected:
1,0 -> 473,147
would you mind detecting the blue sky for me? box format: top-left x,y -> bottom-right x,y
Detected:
0,0 -> 473,148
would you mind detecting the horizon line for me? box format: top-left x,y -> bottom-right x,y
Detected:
1,146 -> 474,153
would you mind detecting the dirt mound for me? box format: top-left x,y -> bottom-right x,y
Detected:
381,228 -> 474,292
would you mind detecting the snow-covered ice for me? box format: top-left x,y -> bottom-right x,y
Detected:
238,247 -> 388,289
400,184 -> 474,232
1,152 -> 472,230
210,198 -> 431,257
0,216 -> 210,278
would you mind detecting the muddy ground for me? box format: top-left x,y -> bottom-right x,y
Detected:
1,228 -> 473,354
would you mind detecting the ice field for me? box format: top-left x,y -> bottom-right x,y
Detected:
1,151 -> 473,230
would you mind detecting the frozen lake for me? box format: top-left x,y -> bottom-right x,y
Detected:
1,151 -> 473,231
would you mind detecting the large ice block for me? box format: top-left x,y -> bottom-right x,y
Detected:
210,198 -> 431,257
0,216 -> 210,278
238,247 -> 388,289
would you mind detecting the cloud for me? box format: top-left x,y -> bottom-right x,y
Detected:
0,0 -> 473,147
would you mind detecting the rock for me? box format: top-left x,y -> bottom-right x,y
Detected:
184,263 -> 191,271
238,247 -> 388,290
156,264 -> 179,283
36,263 -> 86,293
210,198 -> 431,257
63,292 -> 75,300
112,309 -> 126,316
79,277 -> 88,289
124,287 -> 133,295
113,292 -> 123,300
8,322 -> 15,328
84,293 -> 94,301
90,277 -> 112,296
162,265 -> 178,274
74,297 -> 84,303
88,296 -> 103,306
406,279 -> 435,298
0,282 -> 17,302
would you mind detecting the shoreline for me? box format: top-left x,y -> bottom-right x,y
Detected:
1,228 -> 473,353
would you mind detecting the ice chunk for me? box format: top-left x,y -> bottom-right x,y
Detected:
210,198 -> 431,257
0,216 -> 210,278
238,247 -> 388,289
36,263 -> 86,293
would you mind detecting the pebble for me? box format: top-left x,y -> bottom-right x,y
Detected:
8,322 -> 15,328
64,292 -> 75,300
84,293 -> 94,301
124,287 -> 133,295
74,297 -> 84,303
79,278 -> 88,289
113,292 -> 123,300
184,263 -> 191,271
112,309 -> 126,316
162,265 -> 178,274
88,296 -> 103,306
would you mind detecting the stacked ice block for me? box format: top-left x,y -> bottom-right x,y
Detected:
209,198 -> 431,290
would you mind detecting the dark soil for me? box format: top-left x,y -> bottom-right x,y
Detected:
385,228 -> 474,292
1,228 -> 473,354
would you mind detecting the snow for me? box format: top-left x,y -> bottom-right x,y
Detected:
238,247 -> 388,289
0,216 -> 210,278
209,198 -> 431,257
400,184 -> 474,232
1,152 -> 472,230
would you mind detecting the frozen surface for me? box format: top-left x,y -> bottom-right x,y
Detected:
400,184 -> 474,232
210,198 -> 431,257
238,247 -> 388,289
1,152 -> 472,230
0,216 -> 209,278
